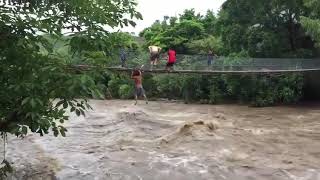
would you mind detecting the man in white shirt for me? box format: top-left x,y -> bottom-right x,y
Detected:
148,45 -> 162,70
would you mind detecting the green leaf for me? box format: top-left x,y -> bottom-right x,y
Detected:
53,128 -> 59,137
58,126 -> 67,137
56,100 -> 64,108
70,107 -> 76,112
76,109 -> 81,116
63,102 -> 68,109
30,98 -> 36,108
135,12 -> 143,20
80,109 -> 85,116
128,20 -> 136,27
60,129 -> 66,137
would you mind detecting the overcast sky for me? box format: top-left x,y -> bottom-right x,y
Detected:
121,0 -> 226,34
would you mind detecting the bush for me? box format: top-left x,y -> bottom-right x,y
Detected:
153,74 -> 183,99
103,71 -> 304,107
107,74 -> 131,98
118,84 -> 133,99
208,76 -> 226,104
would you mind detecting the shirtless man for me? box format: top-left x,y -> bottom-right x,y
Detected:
148,45 -> 162,70
131,68 -> 148,105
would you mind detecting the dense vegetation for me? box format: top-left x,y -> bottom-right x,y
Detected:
107,0 -> 320,107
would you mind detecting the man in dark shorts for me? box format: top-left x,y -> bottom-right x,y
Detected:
131,68 -> 148,105
149,45 -> 161,70
166,48 -> 176,71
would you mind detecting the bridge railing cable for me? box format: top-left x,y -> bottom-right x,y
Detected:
94,50 -> 320,72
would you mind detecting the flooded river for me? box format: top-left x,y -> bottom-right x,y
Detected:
5,100 -> 320,180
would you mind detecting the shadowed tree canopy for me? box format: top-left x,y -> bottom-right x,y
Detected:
0,0 -> 141,176
0,0 -> 141,142
301,0 -> 320,47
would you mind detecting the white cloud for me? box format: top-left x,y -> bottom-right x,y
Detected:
120,0 -> 226,34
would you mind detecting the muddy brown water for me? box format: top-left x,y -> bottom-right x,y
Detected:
3,100 -> 320,180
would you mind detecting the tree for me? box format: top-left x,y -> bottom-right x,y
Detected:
186,36 -> 223,54
202,10 -> 217,35
301,0 -> 320,47
0,0 -> 141,176
169,17 -> 178,27
179,9 -> 202,22
140,11 -> 205,53
217,0 -> 315,57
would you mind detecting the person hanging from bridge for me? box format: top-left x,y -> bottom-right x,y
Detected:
119,47 -> 127,68
166,47 -> 176,72
148,45 -> 162,70
131,66 -> 148,105
207,50 -> 218,69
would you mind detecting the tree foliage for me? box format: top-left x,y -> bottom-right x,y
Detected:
139,9 -> 216,53
300,0 -> 320,47
0,0 -> 141,175
139,1 -> 318,57
216,0 -> 316,57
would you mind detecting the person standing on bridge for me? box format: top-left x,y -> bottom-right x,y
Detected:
207,50 -> 218,69
131,67 -> 148,105
166,48 -> 176,72
149,45 -> 162,70
119,47 -> 127,68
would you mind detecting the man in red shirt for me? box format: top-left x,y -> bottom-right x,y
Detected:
166,48 -> 176,71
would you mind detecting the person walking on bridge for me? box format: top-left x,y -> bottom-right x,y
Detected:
131,67 -> 148,105
148,45 -> 162,70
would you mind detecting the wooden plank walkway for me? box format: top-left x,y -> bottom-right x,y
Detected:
71,65 -> 320,74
